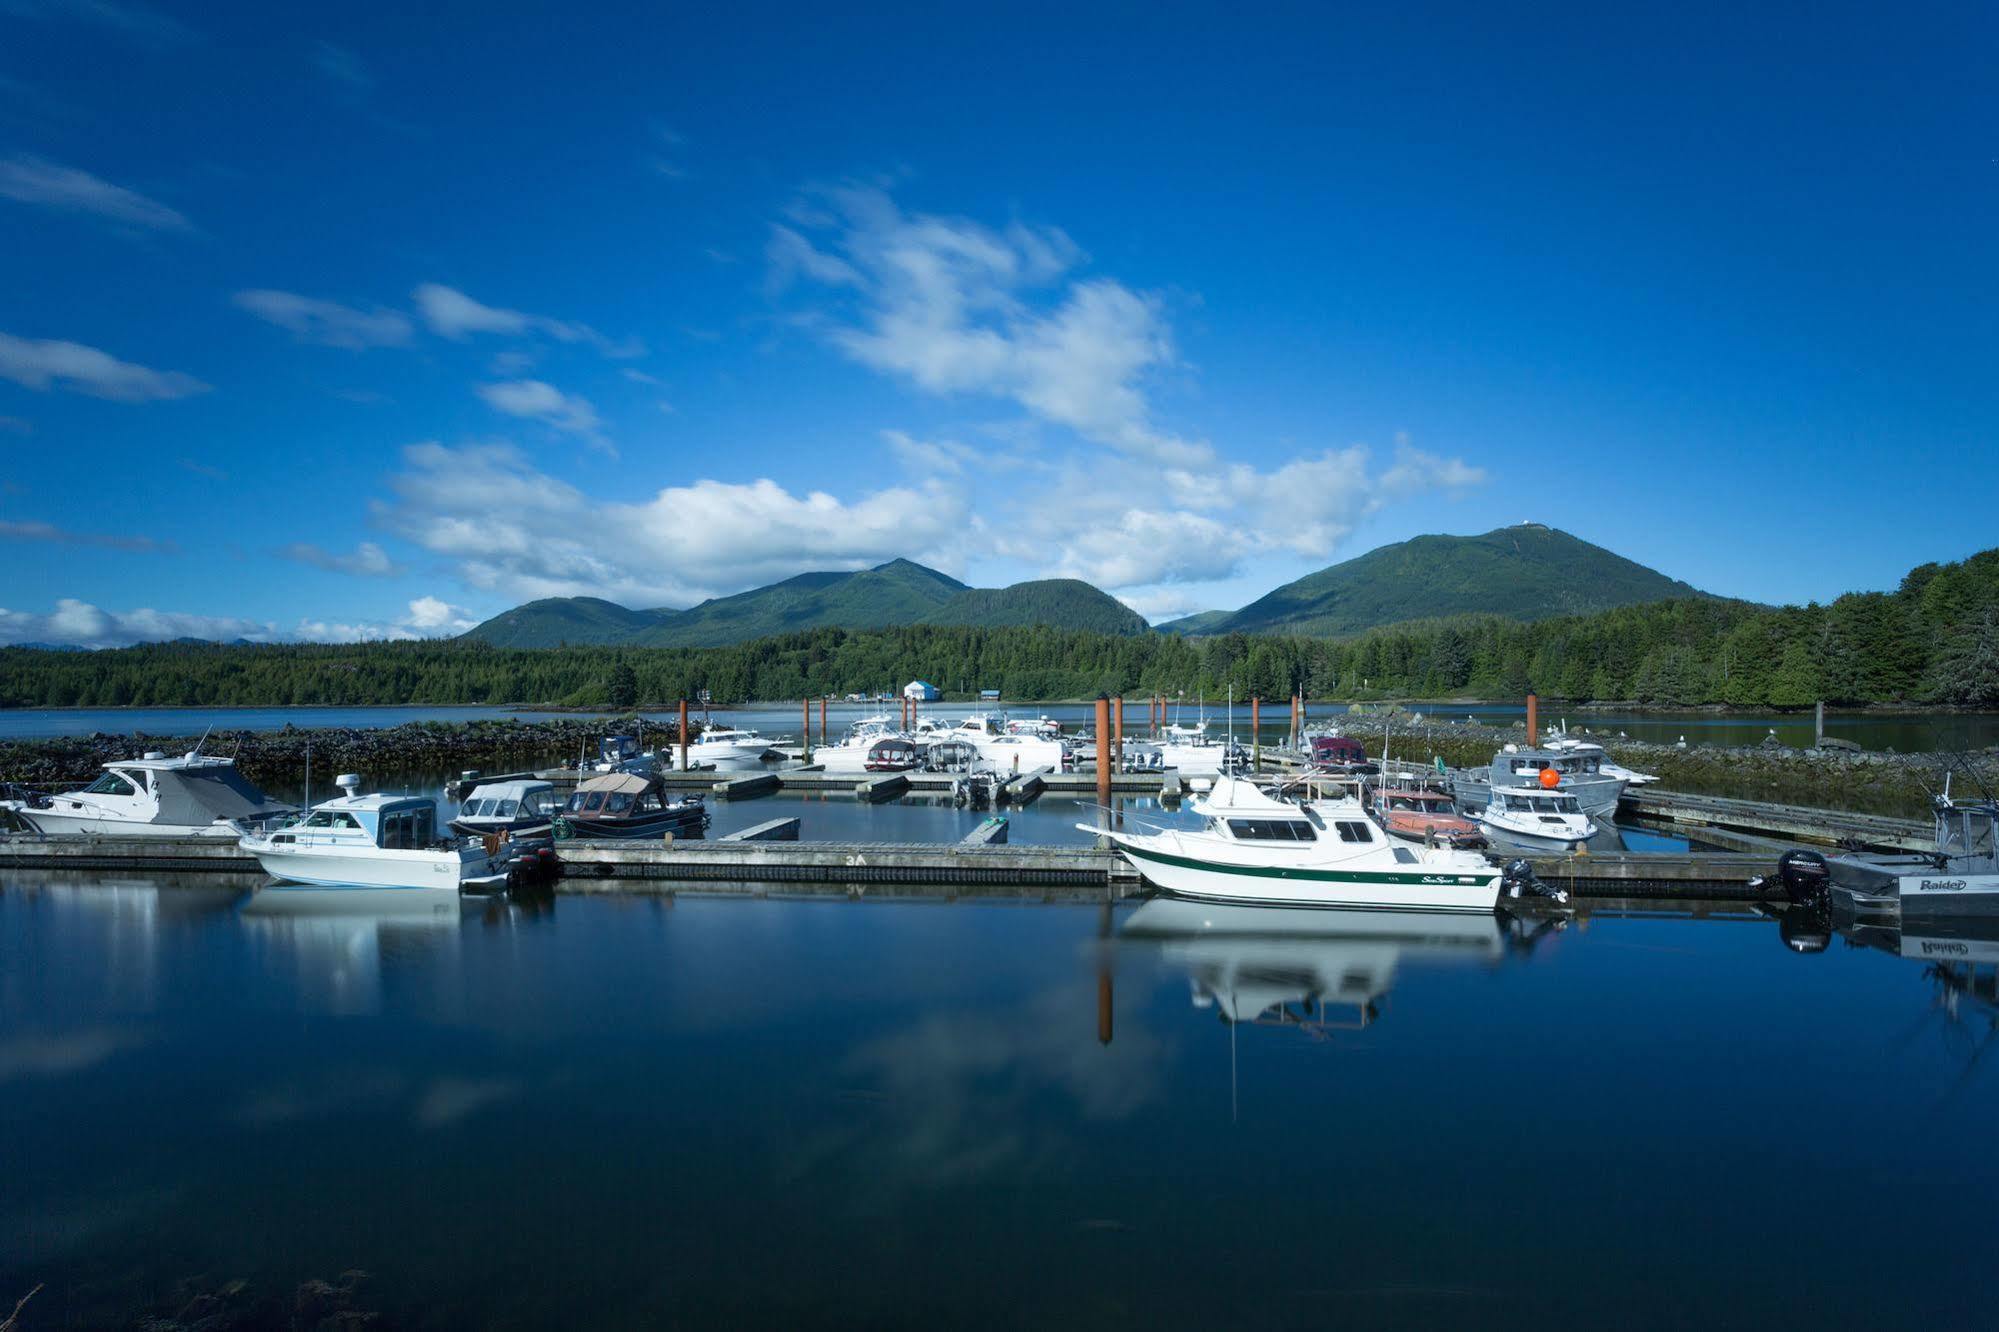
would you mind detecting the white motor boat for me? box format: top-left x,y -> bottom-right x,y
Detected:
1474,783 -> 1595,851
1086,776 -> 1500,912
239,775 -> 504,891
922,714 -> 1066,773
684,726 -> 776,764
0,749 -> 294,837
810,716 -> 908,773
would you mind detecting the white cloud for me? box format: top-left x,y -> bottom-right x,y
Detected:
1,0 -> 199,45
0,518 -> 171,553
0,332 -> 208,401
232,289 -> 412,349
374,440 -> 974,607
292,596 -> 477,643
411,283 -> 642,357
0,599 -> 270,648
771,186 -> 1205,465
0,155 -> 190,230
477,379 -> 605,444
619,367 -> 659,385
277,540 -> 404,577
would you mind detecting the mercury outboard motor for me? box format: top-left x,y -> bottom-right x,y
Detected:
1773,849 -> 1831,907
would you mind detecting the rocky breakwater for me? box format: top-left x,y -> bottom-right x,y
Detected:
0,716 -> 698,792
1343,713 -> 1990,820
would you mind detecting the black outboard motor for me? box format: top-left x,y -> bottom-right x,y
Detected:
1773,849 -> 1831,907
1501,858 -> 1569,905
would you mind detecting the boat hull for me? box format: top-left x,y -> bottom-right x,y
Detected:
561,808 -> 707,840
1832,857 -> 1999,917
247,845 -> 485,890
1474,819 -> 1592,852
1454,772 -> 1623,822
0,805 -> 239,837
1111,839 -> 1499,913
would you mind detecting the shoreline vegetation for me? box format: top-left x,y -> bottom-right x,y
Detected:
2,715 -> 1986,820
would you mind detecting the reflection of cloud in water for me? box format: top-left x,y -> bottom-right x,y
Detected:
238,887 -> 467,1016
787,978 -> 1165,1193
235,1066 -> 522,1129
414,1075 -> 521,1128
0,1025 -> 145,1083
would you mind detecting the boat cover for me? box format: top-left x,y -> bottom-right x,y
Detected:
576,772 -> 654,796
152,765 -> 294,825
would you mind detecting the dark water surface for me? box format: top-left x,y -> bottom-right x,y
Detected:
2,880 -> 1993,1329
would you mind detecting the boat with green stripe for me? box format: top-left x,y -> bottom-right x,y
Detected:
1083,776 -> 1500,913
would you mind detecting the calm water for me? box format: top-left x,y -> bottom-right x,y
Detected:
2,881 -> 1992,1329
6,702 -> 1995,753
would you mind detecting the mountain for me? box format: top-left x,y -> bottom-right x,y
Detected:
462,560 -> 972,649
1154,610 -> 1232,636
462,596 -> 673,648
1207,524 -> 1707,638
919,579 -> 1149,635
635,558 -> 968,647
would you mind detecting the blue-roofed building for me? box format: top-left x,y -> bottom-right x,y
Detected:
902,680 -> 941,702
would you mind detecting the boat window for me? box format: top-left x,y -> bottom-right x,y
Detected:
303,810 -> 360,829
494,799 -> 518,818
605,794 -> 635,815
582,792 -> 606,814
566,792 -> 588,813
84,771 -> 139,797
1335,820 -> 1373,843
381,813 -> 408,849
1225,818 -> 1317,842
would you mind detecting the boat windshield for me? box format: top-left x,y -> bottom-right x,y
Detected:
303,811 -> 362,829
605,793 -> 635,815
84,771 -> 138,797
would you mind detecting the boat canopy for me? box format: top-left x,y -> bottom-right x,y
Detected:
147,764 -> 293,826
576,772 -> 653,796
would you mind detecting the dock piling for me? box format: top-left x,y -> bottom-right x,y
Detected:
678,699 -> 689,772
1094,696 -> 1112,808
1113,696 -> 1124,775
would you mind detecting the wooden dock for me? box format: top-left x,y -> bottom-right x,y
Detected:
1618,788 -> 1929,851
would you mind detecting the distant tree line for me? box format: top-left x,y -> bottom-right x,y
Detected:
3,548 -> 1994,710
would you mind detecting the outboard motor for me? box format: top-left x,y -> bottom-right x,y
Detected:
1773,849 -> 1831,907
1501,858 -> 1570,905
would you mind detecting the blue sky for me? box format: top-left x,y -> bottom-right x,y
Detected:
0,0 -> 1993,645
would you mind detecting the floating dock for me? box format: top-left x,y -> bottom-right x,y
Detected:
0,829 -> 1781,900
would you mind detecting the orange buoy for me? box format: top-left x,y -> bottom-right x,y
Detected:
1538,766 -> 1561,789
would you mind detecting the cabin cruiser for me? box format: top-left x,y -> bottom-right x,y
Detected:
1824,785 -> 1999,918
239,775 -> 504,890
923,738 -> 981,772
1371,780 -> 1487,850
1474,783 -> 1595,851
558,772 -> 708,839
449,779 -> 561,839
811,716 -> 907,773
1542,730 -> 1658,786
684,726 -> 776,764
1,749 -> 294,837
1086,775 -> 1500,912
1451,743 -> 1626,822
921,714 -> 1066,774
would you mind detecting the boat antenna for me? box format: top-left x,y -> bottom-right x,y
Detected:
192,723 -> 212,757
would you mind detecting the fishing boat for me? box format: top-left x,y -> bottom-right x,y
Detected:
1085,775 -> 1500,912
239,775 -> 504,890
1,748 -> 294,837
449,778 -> 561,838
1370,778 -> 1487,850
1473,783 -> 1594,851
1451,742 -> 1626,821
1823,783 -> 1999,919
558,772 -> 708,839
1542,729 -> 1658,786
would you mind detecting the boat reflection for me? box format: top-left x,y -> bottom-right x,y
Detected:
238,885 -> 474,1015
1121,899 -> 1509,1035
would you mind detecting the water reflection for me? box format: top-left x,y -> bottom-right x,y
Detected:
238,885 -> 471,1015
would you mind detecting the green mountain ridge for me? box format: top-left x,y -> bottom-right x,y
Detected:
1155,610 -> 1232,636
919,580 -> 1149,634
1202,524 -> 1707,637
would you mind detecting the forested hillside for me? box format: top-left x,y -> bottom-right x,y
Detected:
4,547 -> 1993,709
